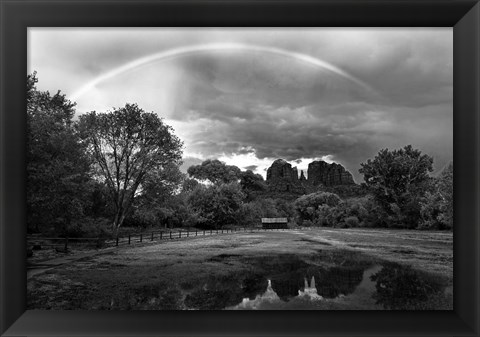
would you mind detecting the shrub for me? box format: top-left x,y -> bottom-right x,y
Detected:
344,216 -> 360,227
295,192 -> 341,223
65,217 -> 111,238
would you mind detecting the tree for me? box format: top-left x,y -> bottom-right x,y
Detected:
78,103 -> 183,237
27,72 -> 92,234
436,162 -> 453,227
130,163 -> 185,228
239,170 -> 266,201
294,192 -> 341,224
187,159 -> 241,185
139,162 -> 185,205
187,182 -> 245,229
419,162 -> 453,229
359,145 -> 433,227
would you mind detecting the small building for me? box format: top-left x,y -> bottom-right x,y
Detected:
261,217 -> 288,229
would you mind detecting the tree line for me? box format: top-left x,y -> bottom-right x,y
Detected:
27,73 -> 453,239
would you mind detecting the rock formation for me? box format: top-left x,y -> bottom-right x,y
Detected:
299,170 -> 307,182
266,159 -> 305,193
266,159 -> 354,193
307,161 -> 355,187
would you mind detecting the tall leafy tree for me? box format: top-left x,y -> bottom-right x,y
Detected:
187,182 -> 245,229
132,162 -> 185,227
27,72 -> 92,234
359,145 -> 433,227
78,103 -> 183,236
239,169 -> 266,201
187,159 -> 241,185
419,162 -> 453,229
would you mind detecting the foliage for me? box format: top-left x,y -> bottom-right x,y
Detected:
187,183 -> 245,229
27,72 -> 93,234
239,170 -> 267,201
187,159 -> 241,185
181,178 -> 200,194
77,103 -> 183,237
237,202 -> 265,228
63,217 -> 111,239
129,163 -> 185,228
371,262 -> 442,309
359,145 -> 434,228
419,162 -> 453,229
323,184 -> 369,198
294,192 -> 341,224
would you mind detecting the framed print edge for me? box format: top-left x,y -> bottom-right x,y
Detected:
1,0 -> 479,336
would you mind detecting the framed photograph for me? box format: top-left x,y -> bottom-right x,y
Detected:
1,0 -> 479,336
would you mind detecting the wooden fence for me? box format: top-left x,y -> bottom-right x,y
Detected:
27,226 -> 294,252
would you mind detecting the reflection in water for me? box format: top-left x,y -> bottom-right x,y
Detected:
109,254 -> 451,310
233,280 -> 280,310
298,277 -> 323,300
227,266 -> 381,310
370,262 -> 447,310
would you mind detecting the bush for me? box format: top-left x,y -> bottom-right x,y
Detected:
64,217 -> 111,238
237,202 -> 263,228
418,163 -> 453,230
302,220 -> 314,227
188,182 -> 245,229
344,216 -> 360,227
295,192 -> 341,223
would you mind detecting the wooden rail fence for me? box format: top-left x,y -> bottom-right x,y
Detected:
27,226 -> 295,252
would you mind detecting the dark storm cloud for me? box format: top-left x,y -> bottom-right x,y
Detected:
29,28 -> 452,181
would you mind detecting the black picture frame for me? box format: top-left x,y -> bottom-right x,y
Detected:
1,1 -> 478,336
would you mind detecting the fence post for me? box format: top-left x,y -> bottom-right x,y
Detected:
140,234 -> 143,242
151,232 -> 154,241
187,231 -> 189,237
160,232 -> 163,240
203,230 -> 205,236
210,229 -> 213,235
128,234 -> 131,245
195,230 -> 197,236
116,237 -> 119,247
179,231 -> 181,238
64,237 -> 68,252
170,232 -> 172,239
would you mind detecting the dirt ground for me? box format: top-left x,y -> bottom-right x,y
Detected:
27,228 -> 453,310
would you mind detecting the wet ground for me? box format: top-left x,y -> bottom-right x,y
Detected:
27,228 -> 453,310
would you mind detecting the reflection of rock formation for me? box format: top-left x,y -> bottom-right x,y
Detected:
298,276 -> 323,300
233,280 -> 281,310
268,267 -> 364,300
266,159 -> 354,193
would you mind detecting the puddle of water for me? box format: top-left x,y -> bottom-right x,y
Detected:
226,265 -> 383,310
34,253 -> 450,310
223,260 -> 451,310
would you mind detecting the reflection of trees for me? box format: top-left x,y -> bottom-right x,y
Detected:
371,262 -> 442,309
184,274 -> 246,309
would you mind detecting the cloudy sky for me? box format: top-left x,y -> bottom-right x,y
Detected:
28,28 -> 452,182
